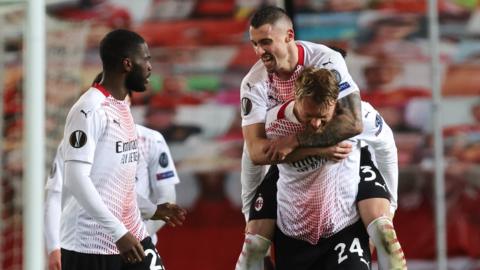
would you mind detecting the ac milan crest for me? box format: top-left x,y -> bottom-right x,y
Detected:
254,194 -> 264,212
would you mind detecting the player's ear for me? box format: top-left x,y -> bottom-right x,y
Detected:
286,29 -> 294,42
122,58 -> 133,72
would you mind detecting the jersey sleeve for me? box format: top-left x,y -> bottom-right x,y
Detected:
357,102 -> 399,213
63,105 -> 106,163
44,142 -> 64,252
240,78 -> 269,127
314,50 -> 360,100
64,161 -> 128,241
136,193 -> 157,219
148,132 -> 180,202
45,142 -> 64,192
240,147 -> 267,219
44,190 -> 62,253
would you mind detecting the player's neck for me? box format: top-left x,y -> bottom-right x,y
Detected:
101,76 -> 128,100
275,43 -> 298,80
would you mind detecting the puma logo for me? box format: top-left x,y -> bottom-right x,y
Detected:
322,58 -> 333,66
375,182 -> 387,191
365,111 -> 371,118
246,82 -> 253,91
113,119 -> 121,127
360,258 -> 370,267
80,109 -> 90,118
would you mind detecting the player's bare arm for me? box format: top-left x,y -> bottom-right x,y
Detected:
274,141 -> 352,164
48,249 -> 61,270
244,123 -> 350,165
263,92 -> 362,160
243,123 -> 276,165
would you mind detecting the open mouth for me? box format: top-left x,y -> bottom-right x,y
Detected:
261,54 -> 276,70
261,53 -> 274,63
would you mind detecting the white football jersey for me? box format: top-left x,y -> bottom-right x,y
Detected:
266,100 -> 361,244
240,40 -> 360,216
356,102 -> 398,213
135,125 -> 180,206
61,85 -> 147,254
45,125 -> 178,252
240,40 -> 359,127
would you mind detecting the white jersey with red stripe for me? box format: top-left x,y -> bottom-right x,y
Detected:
135,124 -> 179,205
61,85 -> 148,254
266,100 -> 361,244
239,40 -> 360,217
45,125 -> 179,252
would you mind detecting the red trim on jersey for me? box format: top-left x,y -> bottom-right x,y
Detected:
93,83 -> 110,97
277,99 -> 294,120
267,44 -> 304,82
297,44 -> 304,66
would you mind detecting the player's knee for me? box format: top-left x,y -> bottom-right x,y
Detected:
358,198 -> 390,228
246,219 -> 276,240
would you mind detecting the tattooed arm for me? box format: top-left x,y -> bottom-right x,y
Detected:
264,92 -> 363,159
243,123 -> 352,165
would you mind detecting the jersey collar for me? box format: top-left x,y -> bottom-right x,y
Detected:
92,83 -> 111,97
296,43 -> 305,66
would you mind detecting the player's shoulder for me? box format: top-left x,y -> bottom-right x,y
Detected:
297,40 -> 342,56
361,101 -> 378,117
69,87 -> 107,115
136,124 -> 166,144
360,101 -> 385,134
241,60 -> 269,91
299,40 -> 343,66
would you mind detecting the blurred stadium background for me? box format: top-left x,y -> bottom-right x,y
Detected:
1,0 -> 480,269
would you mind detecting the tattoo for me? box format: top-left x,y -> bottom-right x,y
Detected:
297,92 -> 363,147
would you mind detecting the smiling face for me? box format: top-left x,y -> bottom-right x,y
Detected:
125,42 -> 152,92
249,21 -> 294,74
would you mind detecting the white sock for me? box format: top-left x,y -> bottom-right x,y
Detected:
235,233 -> 271,270
367,216 -> 407,270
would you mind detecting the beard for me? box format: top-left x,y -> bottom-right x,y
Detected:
261,52 -> 277,74
125,64 -> 147,92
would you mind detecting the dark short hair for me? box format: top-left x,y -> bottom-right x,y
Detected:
99,29 -> 145,71
250,6 -> 291,28
295,67 -> 339,105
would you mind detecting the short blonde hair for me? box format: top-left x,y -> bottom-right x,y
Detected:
295,67 -> 339,106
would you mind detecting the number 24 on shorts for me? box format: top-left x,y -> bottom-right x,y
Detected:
145,249 -> 164,270
334,238 -> 369,266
